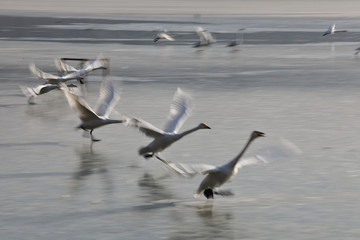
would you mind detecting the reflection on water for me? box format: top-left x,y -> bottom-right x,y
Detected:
68,144 -> 114,197
138,172 -> 174,201
167,200 -> 240,240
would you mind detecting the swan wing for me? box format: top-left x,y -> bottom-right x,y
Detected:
196,27 -> 207,42
126,117 -> 165,139
162,33 -> 175,41
159,159 -> 217,177
60,83 -> 99,122
54,58 -> 78,73
29,63 -> 60,83
82,57 -> 106,72
162,88 -> 192,133
237,137 -> 302,169
93,79 -> 120,118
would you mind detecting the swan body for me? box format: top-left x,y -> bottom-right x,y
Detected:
322,24 -> 347,36
153,29 -> 175,42
193,27 -> 216,47
60,78 -> 122,141
126,88 -> 211,158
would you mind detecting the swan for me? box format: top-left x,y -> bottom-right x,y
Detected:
20,83 -> 77,104
156,131 -> 265,199
30,57 -> 107,85
354,47 -> 360,55
153,29 -> 175,42
193,27 -> 216,48
126,88 -> 211,159
322,24 -> 347,36
55,57 -> 109,84
226,28 -> 245,48
60,78 -> 123,142
158,132 -> 301,199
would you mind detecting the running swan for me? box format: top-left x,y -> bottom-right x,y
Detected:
158,131 -> 265,199
322,24 -> 347,36
126,88 -> 211,159
60,79 -> 123,142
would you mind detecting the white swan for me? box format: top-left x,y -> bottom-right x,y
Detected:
20,83 -> 77,104
322,24 -> 347,36
60,79 -> 123,142
55,57 -> 109,84
156,131 -> 265,199
193,27 -> 216,48
354,47 -> 360,55
126,88 -> 211,158
158,132 -> 302,199
30,57 -> 107,85
153,29 -> 175,42
226,28 -> 245,48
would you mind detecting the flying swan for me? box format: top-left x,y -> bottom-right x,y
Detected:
126,88 -> 211,159
60,78 -> 123,141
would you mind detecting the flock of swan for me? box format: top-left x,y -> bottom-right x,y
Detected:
20,21 -> 318,199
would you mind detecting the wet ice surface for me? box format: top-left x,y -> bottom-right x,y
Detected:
1,12 -> 360,240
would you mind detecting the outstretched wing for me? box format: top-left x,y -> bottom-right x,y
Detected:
157,157 -> 216,178
82,58 -> 106,72
162,88 -> 192,133
237,137 -> 302,169
93,79 -> 120,118
54,58 -> 78,73
126,117 -> 165,139
29,62 -> 60,83
60,83 -> 99,122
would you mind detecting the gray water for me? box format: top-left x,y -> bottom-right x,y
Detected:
1,7 -> 360,240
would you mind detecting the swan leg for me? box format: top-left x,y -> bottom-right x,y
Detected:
154,154 -> 170,164
90,130 -> 101,142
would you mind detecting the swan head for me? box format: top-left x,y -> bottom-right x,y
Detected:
199,123 -> 211,129
251,131 -> 265,139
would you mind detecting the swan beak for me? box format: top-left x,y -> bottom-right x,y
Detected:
256,131 -> 265,137
204,124 -> 211,129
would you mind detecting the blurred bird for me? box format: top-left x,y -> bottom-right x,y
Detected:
126,88 -> 211,159
354,46 -> 360,55
30,57 -> 108,85
322,24 -> 347,36
55,57 -> 109,84
226,28 -> 245,48
60,79 -> 123,142
153,29 -> 175,42
20,83 -> 77,104
193,27 -> 216,47
156,131 -> 265,199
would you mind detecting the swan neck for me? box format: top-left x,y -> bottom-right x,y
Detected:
179,125 -> 201,138
229,136 -> 255,168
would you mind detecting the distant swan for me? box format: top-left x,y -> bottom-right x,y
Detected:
226,28 -> 245,48
30,57 -> 107,85
60,78 -> 123,142
126,88 -> 211,159
153,29 -> 175,42
20,83 -> 77,104
322,24 -> 347,36
193,27 -> 216,48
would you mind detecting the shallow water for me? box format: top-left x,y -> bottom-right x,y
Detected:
1,11 -> 360,240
